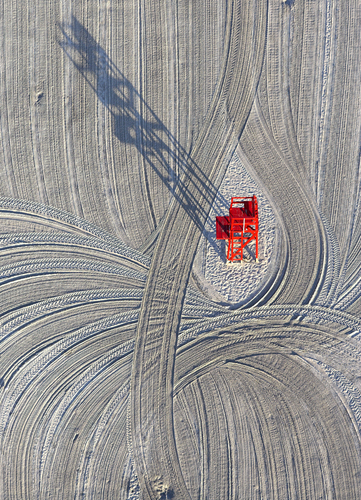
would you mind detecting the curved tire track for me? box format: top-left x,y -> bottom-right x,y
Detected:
130,2 -> 268,498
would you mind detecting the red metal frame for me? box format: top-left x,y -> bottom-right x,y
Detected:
216,196 -> 259,262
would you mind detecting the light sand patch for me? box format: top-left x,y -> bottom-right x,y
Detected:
194,151 -> 276,304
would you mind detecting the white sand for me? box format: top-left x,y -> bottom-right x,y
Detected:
194,150 -> 276,304
1,1 -> 361,499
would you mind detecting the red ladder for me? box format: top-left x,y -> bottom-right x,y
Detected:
216,196 -> 259,262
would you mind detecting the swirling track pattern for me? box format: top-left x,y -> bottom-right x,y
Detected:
1,1 -> 361,499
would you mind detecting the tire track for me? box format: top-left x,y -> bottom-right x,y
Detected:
173,322 -> 361,498
238,1 -> 330,306
239,97 -> 327,305
1,1 -> 361,498
130,2 -> 268,497
0,0 -> 18,198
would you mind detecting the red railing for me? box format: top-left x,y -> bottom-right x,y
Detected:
216,195 -> 259,262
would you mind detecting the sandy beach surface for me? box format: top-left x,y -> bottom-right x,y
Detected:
1,1 -> 361,499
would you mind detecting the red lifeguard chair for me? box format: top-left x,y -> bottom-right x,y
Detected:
216,196 -> 259,262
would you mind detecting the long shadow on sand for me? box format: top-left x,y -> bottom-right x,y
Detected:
58,16 -> 228,257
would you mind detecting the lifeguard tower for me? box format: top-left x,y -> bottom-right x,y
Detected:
216,196 -> 259,262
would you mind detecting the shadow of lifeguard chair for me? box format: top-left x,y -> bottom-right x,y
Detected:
216,196 -> 259,262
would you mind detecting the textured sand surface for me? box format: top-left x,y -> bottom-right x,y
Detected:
1,1 -> 361,499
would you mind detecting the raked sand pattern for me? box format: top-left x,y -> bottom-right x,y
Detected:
1,1 -> 361,499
